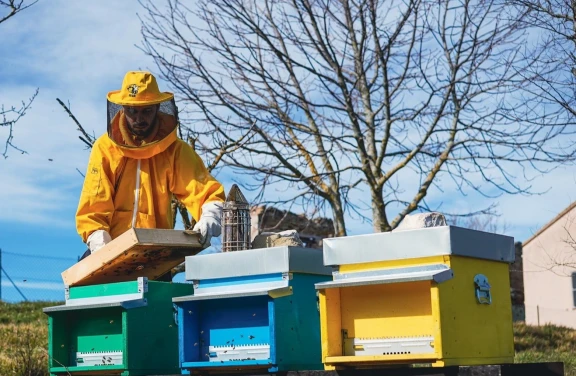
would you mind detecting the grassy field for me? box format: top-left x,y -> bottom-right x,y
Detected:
0,301 -> 54,376
514,322 -> 576,375
0,301 -> 574,375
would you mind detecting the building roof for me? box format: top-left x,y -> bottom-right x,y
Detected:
523,201 -> 576,246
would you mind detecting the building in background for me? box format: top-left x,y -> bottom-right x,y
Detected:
523,202 -> 576,328
250,205 -> 334,249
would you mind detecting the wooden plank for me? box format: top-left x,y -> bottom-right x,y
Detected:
61,228 -> 204,287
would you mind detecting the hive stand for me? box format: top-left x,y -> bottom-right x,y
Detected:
315,226 -> 515,369
44,277 -> 194,376
182,361 -> 565,376
174,246 -> 332,374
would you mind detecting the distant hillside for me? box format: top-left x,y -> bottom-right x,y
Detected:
0,302 -> 573,376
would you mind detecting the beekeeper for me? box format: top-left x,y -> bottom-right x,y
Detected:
76,71 -> 225,260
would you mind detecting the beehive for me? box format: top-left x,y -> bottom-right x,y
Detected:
174,246 -> 332,373
315,226 -> 515,369
44,278 -> 193,376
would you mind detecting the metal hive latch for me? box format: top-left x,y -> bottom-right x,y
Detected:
222,184 -> 251,252
474,274 -> 492,305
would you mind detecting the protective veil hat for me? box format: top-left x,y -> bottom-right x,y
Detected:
106,71 -> 179,155
107,71 -> 174,106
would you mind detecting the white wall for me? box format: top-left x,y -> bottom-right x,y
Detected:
523,206 -> 576,328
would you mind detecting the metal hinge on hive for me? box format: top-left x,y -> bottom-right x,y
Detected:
344,336 -> 435,356
74,351 -> 123,366
207,344 -> 270,362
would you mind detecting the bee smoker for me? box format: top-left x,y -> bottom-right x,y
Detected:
222,184 -> 251,252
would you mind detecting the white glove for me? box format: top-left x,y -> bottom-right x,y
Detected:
192,201 -> 223,246
87,230 -> 112,253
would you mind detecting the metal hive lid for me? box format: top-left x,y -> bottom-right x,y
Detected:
184,246 -> 332,280
322,226 -> 515,265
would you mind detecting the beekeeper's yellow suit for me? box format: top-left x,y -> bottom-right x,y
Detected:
76,71 -> 225,251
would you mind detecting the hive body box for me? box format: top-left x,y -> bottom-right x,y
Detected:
315,226 -> 515,369
174,246 -> 332,374
44,278 -> 194,376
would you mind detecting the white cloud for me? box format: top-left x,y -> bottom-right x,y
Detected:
0,0 -> 158,227
1,1 -> 152,92
497,167 -> 576,239
0,86 -> 98,226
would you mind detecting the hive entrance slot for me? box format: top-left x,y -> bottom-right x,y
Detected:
74,350 -> 123,367
343,336 -> 434,356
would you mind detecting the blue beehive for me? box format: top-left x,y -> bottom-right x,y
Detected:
173,246 -> 332,374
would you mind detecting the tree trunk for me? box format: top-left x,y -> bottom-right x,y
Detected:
371,188 -> 390,233
331,200 -> 347,237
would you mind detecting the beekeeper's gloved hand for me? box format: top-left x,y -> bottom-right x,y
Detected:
193,201 -> 223,247
87,230 -> 112,253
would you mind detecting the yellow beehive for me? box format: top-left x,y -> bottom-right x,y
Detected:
315,226 -> 515,369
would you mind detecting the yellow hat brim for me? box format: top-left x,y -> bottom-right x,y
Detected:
106,90 -> 174,106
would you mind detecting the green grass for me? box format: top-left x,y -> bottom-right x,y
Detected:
0,301 -> 56,376
0,302 -> 574,375
0,301 -> 56,324
514,322 -> 576,376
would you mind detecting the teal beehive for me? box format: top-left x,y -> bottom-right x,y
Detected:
44,278 -> 194,376
174,246 -> 332,374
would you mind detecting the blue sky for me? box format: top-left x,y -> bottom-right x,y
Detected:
0,0 -> 575,301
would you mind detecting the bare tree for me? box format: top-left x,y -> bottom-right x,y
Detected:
1,89 -> 38,158
0,0 -> 38,158
511,0 -> 576,120
0,0 -> 35,23
139,0 -> 576,236
449,213 -> 510,234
